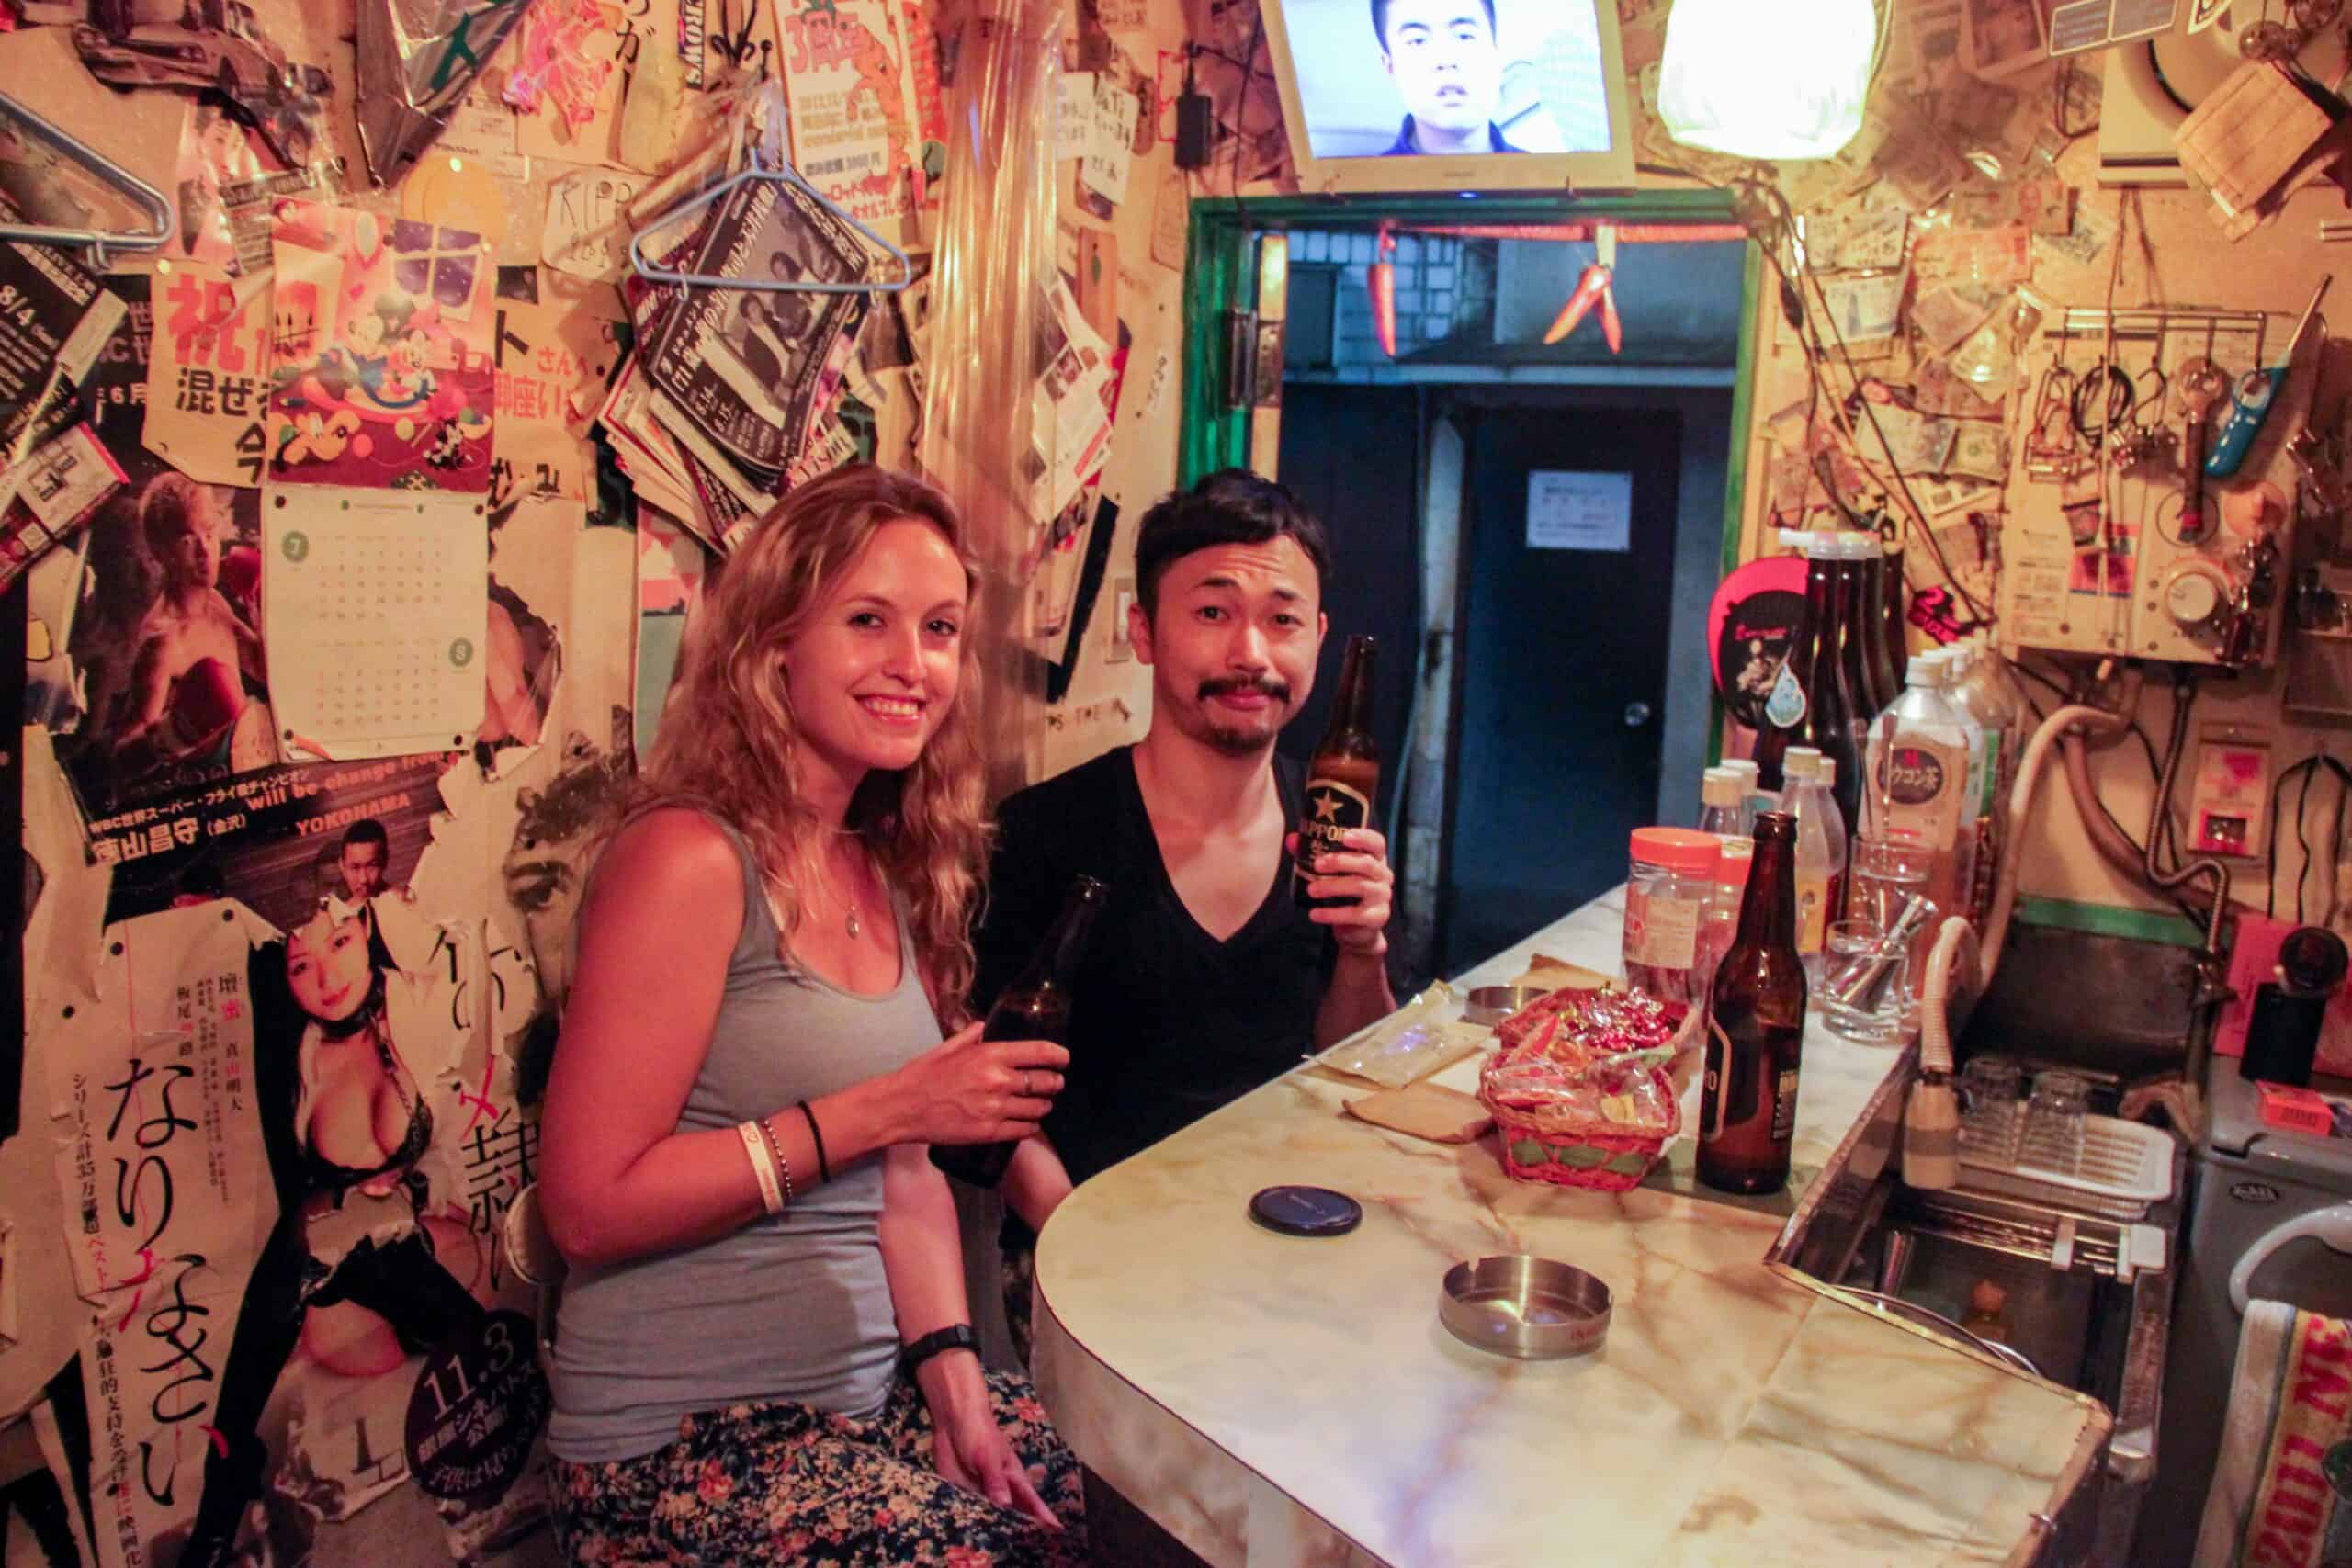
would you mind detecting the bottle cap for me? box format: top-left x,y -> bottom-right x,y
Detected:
1785,745 -> 1822,781
1714,835 -> 1755,886
1816,756 -> 1838,789
1702,767 -> 1743,807
1629,826 -> 1722,877
1722,758 -> 1760,786
1905,655 -> 1944,688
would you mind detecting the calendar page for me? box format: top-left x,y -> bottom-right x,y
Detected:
262,486 -> 488,759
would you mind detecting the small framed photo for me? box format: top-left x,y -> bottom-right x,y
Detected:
1962,0 -> 2047,77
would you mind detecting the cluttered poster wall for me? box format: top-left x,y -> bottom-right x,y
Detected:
0,0 -> 1197,1560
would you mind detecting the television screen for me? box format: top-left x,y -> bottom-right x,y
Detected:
1272,0 -> 1619,162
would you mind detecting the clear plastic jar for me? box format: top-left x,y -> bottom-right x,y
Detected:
1624,827 -> 1722,1006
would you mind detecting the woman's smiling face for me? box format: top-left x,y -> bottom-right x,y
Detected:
287,914 -> 372,1021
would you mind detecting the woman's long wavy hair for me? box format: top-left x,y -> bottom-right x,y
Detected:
621,464 -> 989,1021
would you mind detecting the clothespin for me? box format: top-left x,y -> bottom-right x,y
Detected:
1368,221 -> 1398,358
1544,222 -> 1621,353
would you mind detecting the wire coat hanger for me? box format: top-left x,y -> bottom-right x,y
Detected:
0,89 -> 173,270
628,162 -> 915,294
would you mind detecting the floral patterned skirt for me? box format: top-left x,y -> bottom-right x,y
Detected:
551,1367 -> 1087,1567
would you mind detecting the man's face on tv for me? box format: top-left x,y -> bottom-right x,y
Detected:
1380,0 -> 1502,140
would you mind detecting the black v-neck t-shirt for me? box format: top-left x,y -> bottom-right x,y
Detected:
978,745 -> 1332,1225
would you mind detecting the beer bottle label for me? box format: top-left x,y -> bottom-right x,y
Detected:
1700,1011 -> 1732,1143
1301,779 -> 1372,871
1764,662 -> 1807,728
1770,1066 -> 1801,1142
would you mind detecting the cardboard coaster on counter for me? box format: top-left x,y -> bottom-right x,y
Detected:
1343,1080 -> 1494,1145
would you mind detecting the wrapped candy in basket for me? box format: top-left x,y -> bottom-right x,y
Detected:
1478,988 -> 1697,1190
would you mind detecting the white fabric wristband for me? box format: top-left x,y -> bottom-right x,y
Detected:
738,1120 -> 785,1215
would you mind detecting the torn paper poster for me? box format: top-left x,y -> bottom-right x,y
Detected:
145,260 -> 276,489
542,166 -> 649,283
266,202 -> 498,492
50,897 -> 534,1568
1058,71 -> 1097,161
164,103 -> 272,272
481,497 -> 566,753
777,0 -> 922,227
1030,278 -> 1114,519
262,486 -> 490,761
354,0 -> 537,188
0,422 -> 126,591
634,505 -> 708,760
92,751 -> 468,943
67,2 -> 334,169
44,900 -> 285,1303
500,0 -> 616,131
1081,78 -> 1137,205
632,175 -> 869,483
0,232 -> 127,468
51,276 -> 281,821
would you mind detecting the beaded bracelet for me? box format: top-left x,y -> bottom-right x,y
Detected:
760,1112 -> 797,1206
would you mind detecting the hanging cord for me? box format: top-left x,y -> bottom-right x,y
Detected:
2145,675 -> 2233,959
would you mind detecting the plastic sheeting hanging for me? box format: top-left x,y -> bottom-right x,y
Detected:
921,0 -> 1061,797
355,0 -> 537,188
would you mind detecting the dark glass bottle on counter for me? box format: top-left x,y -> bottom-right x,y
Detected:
1825,538 -> 1874,830
1856,547 -> 1900,714
930,874 -> 1108,1188
1700,811 -> 1805,1195
1295,635 -> 1379,908
1881,546 -> 1911,697
1754,535 -> 1864,807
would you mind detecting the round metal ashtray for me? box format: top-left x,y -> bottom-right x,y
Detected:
1463,984 -> 1544,1027
1439,1256 -> 1611,1359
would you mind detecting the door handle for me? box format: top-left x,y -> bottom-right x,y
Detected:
1623,701 -> 1654,728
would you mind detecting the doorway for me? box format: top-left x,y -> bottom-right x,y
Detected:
1184,196 -> 1756,986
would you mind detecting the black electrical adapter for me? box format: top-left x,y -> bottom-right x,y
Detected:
1174,51 -> 1212,170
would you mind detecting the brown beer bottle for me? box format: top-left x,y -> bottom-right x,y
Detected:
1295,635 -> 1379,908
1698,809 -> 1805,1195
930,875 -> 1108,1188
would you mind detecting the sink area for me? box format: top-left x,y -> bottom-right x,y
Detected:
1768,1050 -> 2185,1566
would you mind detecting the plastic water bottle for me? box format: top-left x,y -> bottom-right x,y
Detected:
1782,747 -> 1837,987
1720,757 -> 1770,829
1863,653 -> 1977,929
1699,766 -> 1746,839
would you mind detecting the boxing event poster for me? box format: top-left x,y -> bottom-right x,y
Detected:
266,203 -> 497,493
24,276 -> 284,824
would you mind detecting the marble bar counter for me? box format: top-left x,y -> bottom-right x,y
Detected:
1032,888 -> 2111,1567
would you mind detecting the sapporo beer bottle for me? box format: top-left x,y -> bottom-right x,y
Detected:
1699,810 -> 1806,1195
929,875 -> 1108,1188
1295,635 -> 1378,909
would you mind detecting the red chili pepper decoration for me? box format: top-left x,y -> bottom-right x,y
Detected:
1543,224 -> 1623,354
1368,222 -> 1398,358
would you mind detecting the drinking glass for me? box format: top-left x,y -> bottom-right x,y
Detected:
1847,838 -> 1938,1023
2020,1070 -> 2092,1177
1820,919 -> 1911,1044
1958,1056 -> 2024,1164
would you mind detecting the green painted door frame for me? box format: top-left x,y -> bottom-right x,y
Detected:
1177,190 -> 1761,566
1177,189 -> 1764,763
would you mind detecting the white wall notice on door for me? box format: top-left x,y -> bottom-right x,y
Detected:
1526,470 -> 1634,552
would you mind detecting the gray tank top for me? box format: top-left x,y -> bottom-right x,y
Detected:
548,815 -> 943,1463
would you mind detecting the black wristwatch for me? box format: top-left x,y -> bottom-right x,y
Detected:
899,1324 -> 980,1378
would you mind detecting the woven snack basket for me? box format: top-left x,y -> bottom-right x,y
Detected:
1481,991 -> 1696,1191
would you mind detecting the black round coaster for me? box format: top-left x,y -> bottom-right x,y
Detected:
1249,1184 -> 1363,1237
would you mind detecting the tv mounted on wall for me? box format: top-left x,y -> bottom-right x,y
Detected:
1258,0 -> 1638,194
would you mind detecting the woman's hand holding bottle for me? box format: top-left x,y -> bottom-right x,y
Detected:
886,1021 -> 1067,1145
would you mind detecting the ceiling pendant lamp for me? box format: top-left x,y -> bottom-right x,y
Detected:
1657,0 -> 1881,161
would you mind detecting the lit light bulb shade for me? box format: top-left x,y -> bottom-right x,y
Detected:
1657,0 -> 1878,161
